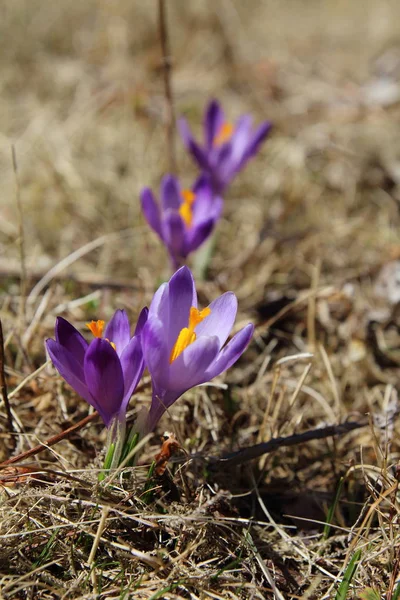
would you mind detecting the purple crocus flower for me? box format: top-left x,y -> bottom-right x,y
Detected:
140,174 -> 222,269
178,99 -> 272,194
46,308 -> 148,428
141,266 -> 254,433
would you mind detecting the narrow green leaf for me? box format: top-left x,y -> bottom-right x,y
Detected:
335,548 -> 362,600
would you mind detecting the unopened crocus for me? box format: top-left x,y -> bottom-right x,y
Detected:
46,308 -> 148,428
178,99 -> 272,193
141,174 -> 222,269
141,266 -> 254,433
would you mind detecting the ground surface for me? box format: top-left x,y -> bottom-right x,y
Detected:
1,1 -> 400,598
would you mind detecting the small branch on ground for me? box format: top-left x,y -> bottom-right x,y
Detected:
0,320 -> 16,449
158,0 -> 177,174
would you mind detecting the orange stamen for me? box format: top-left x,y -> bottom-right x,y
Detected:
170,306 -> 211,363
86,320 -> 105,338
179,189 -> 196,228
214,122 -> 234,146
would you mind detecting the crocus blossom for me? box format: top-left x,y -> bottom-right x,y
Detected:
141,266 -> 254,433
178,99 -> 272,193
141,174 -> 222,268
46,309 -> 148,428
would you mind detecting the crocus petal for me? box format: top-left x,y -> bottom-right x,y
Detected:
204,99 -> 224,149
239,121 -> 272,168
135,307 -> 149,335
119,336 -> 145,415
146,388 -> 179,434
84,339 -> 125,427
168,335 -> 220,392
46,339 -> 93,408
195,292 -> 238,348
230,115 -> 253,163
204,323 -> 254,381
162,210 -> 186,266
161,175 -> 181,211
165,266 -> 197,351
55,317 -> 88,364
177,117 -> 194,149
188,139 -> 211,171
141,188 -> 163,239
149,283 -> 168,319
186,218 -> 215,252
141,317 -> 169,390
104,309 -> 130,356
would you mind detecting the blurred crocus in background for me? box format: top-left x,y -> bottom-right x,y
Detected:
140,266 -> 254,433
178,99 -> 272,194
141,174 -> 222,269
46,309 -> 147,430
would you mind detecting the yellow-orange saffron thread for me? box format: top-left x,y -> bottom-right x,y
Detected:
170,306 -> 211,363
179,189 -> 196,227
214,122 -> 234,146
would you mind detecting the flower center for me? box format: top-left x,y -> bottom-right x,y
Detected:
86,319 -> 116,350
170,306 -> 211,363
214,122 -> 234,146
179,189 -> 196,227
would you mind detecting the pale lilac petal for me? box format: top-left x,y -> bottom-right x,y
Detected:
84,339 -> 125,427
230,115 -> 253,163
141,317 -> 169,390
168,335 -> 220,391
46,339 -> 93,407
178,117 -> 194,149
194,292 -> 238,348
141,188 -> 163,239
146,388 -> 178,433
119,336 -> 144,415
192,180 -> 222,226
55,317 -> 88,364
149,283 -> 168,319
239,121 -> 272,168
104,309 -> 130,356
161,175 -> 181,211
204,100 -> 224,149
204,324 -> 254,380
165,266 -> 197,351
134,307 -> 149,335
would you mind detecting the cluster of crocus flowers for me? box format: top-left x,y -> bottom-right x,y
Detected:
178,99 -> 272,194
141,174 -> 222,269
141,99 -> 271,267
46,267 -> 254,464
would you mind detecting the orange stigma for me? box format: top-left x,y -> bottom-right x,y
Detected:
179,189 -> 196,227
86,320 -> 105,338
170,306 -> 211,363
214,122 -> 234,146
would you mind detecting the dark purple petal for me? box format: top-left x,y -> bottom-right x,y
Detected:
239,121 -> 272,168
140,188 -> 163,239
204,323 -> 254,380
55,316 -> 88,364
188,139 -> 211,171
161,175 -> 181,211
168,335 -> 220,391
204,99 -> 224,149
46,339 -> 93,407
104,309 -> 130,356
162,210 -> 186,264
119,336 -> 144,415
195,292 -> 238,348
165,266 -> 197,351
141,317 -> 169,390
134,307 -> 149,335
186,218 -> 215,253
84,339 -> 125,427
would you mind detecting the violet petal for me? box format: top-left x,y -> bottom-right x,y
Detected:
195,292 -> 238,348
141,317 -> 169,390
84,339 -> 125,427
168,335 -> 220,391
104,309 -> 130,356
46,339 -> 93,408
204,323 -> 254,380
55,316 -> 88,364
119,335 -> 144,415
204,99 -> 224,149
135,307 -> 149,336
141,188 -> 163,239
161,174 -> 181,211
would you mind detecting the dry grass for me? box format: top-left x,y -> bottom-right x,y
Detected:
1,0 -> 400,597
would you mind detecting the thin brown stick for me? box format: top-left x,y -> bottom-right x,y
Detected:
0,413 -> 98,467
0,320 -> 15,448
187,420 -> 367,467
12,145 -> 27,332
158,0 -> 176,173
